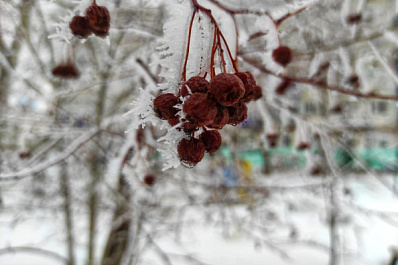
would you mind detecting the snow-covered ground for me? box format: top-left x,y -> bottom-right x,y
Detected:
0,174 -> 397,265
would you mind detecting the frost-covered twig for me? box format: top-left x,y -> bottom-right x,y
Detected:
0,128 -> 100,181
241,56 -> 398,101
0,246 -> 68,264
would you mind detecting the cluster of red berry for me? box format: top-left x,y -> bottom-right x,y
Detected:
154,72 -> 262,167
52,1 -> 110,79
69,1 -> 111,39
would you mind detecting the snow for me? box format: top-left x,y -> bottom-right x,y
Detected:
1,174 -> 397,265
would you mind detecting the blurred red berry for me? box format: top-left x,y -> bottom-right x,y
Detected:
177,138 -> 205,167
143,174 -> 156,186
153,93 -> 180,120
227,102 -> 248,126
346,14 -> 362,24
272,46 -> 292,66
199,130 -> 222,155
52,63 -> 79,79
181,76 -> 209,97
235,72 -> 256,102
209,73 -> 245,106
86,2 -> 110,38
266,133 -> 279,147
297,142 -> 310,151
69,16 -> 92,38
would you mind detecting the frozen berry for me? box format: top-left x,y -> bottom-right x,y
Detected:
251,85 -> 263,101
181,76 -> 209,98
19,151 -> 31,159
208,106 -> 229,129
272,46 -> 292,66
86,2 -> 110,38
209,73 -> 245,106
235,72 -> 256,102
177,138 -> 205,167
310,165 -> 324,176
297,142 -> 310,151
346,14 -> 362,24
227,103 -> 248,126
330,104 -> 343,114
275,79 -> 291,95
153,93 -> 180,120
168,116 -> 181,127
199,130 -> 222,155
143,174 -> 156,186
266,133 -> 279,147
69,16 -> 92,38
183,93 -> 217,127
52,63 -> 79,79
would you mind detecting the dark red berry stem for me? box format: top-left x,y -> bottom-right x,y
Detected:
210,27 -> 218,78
182,9 -> 198,82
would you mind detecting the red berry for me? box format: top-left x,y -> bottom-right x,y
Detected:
227,103 -> 248,126
168,116 -> 181,127
199,130 -> 222,155
266,133 -> 279,147
86,2 -> 110,38
251,85 -> 263,101
275,79 -> 291,95
69,16 -> 92,38
297,142 -> 310,151
209,73 -> 245,106
181,76 -> 209,98
310,165 -> 324,176
272,46 -> 292,66
183,93 -> 217,127
153,93 -> 180,120
177,138 -> 205,167
143,174 -> 156,186
346,14 -> 362,24
208,106 -> 229,129
235,72 -> 256,102
52,63 -> 79,79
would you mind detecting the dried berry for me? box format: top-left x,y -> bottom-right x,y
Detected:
272,46 -> 292,67
251,85 -> 263,101
153,93 -> 180,120
275,79 -> 291,95
227,102 -> 248,126
208,106 -> 229,129
181,76 -> 209,98
266,133 -> 279,147
209,73 -> 245,106
86,2 -> 110,38
199,130 -> 222,155
310,165 -> 324,176
297,142 -> 310,151
19,151 -> 31,159
177,138 -> 205,167
183,93 -> 217,127
69,16 -> 92,39
168,116 -> 181,127
52,63 -> 80,79
330,104 -> 343,114
143,174 -> 156,186
235,72 -> 256,102
346,14 -> 362,24
346,75 -> 360,89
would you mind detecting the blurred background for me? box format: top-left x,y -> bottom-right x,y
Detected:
0,0 -> 398,265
